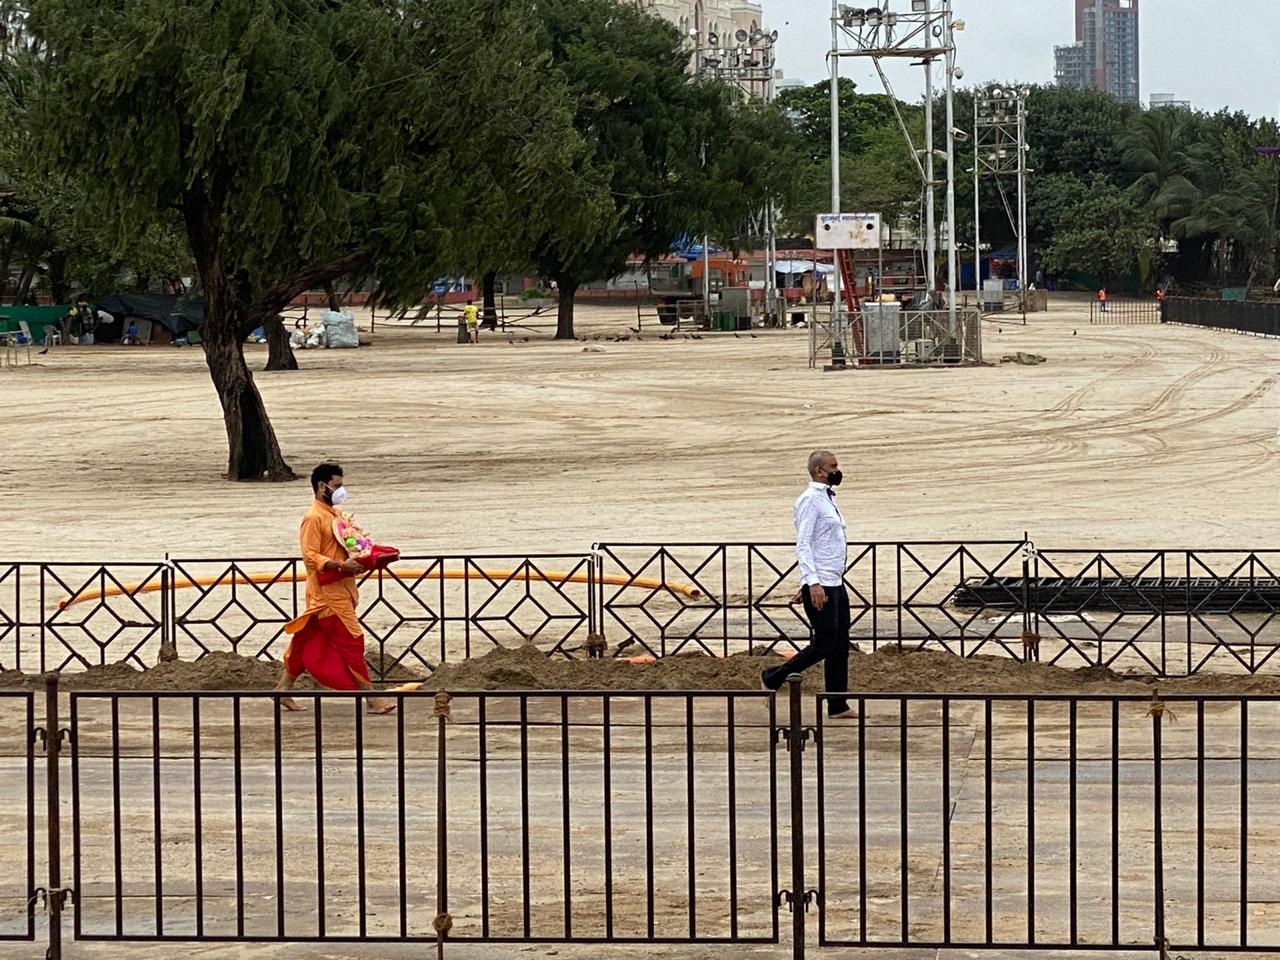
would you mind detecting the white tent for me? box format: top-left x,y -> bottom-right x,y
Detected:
775,259 -> 835,277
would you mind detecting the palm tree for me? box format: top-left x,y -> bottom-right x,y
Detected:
1122,109 -> 1198,239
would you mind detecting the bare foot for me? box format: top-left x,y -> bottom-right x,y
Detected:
367,697 -> 398,715
274,680 -> 307,712
829,708 -> 860,720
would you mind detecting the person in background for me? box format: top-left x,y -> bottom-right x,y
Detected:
463,300 -> 480,343
761,450 -> 858,719
122,320 -> 141,346
1098,288 -> 1108,313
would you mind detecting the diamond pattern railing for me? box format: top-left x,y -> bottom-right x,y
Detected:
597,542 -> 1029,659
1028,550 -> 1280,676
2,545 -> 1280,678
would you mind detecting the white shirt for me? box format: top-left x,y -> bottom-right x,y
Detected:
794,481 -> 847,587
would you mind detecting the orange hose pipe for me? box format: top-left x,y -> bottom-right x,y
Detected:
58,568 -> 703,609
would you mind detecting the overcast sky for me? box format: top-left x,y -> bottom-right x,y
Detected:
767,1 -> 1279,121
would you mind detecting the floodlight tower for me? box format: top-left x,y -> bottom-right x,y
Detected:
974,85 -> 1031,308
695,27 -> 782,325
829,0 -> 964,344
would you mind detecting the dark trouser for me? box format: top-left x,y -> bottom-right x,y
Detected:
763,584 -> 851,716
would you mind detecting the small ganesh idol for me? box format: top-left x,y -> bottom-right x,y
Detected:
317,511 -> 401,584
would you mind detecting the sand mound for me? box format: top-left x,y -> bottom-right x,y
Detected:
420,644 -> 1280,697
0,644 -> 429,692
3,642 -> 1278,696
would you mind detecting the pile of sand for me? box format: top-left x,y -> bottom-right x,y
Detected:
4,643 -> 1280,696
397,644 -> 1280,697
0,644 -> 428,692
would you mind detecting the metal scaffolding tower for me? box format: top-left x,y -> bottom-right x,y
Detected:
973,85 -> 1030,310
826,1 -> 964,366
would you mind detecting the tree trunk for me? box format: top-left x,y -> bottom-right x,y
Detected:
482,270 -> 499,329
204,325 -> 295,480
553,273 -> 578,340
324,281 -> 342,312
0,240 -> 11,303
263,313 -> 299,371
15,265 -> 35,301
186,192 -> 295,482
48,253 -> 70,304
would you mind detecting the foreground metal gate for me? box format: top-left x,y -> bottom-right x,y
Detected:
14,677 -> 1280,956
63,685 -> 781,950
813,691 -> 1280,955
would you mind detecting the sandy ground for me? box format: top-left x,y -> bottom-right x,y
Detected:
2,294 -> 1277,561
3,294 -> 1280,959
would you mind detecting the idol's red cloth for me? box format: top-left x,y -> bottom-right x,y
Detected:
283,610 -> 370,691
316,545 -> 401,586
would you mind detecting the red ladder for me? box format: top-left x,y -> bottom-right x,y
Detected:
836,249 -> 866,360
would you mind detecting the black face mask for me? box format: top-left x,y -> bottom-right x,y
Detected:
826,469 -> 843,487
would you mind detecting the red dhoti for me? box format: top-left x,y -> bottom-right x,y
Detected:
283,609 -> 370,691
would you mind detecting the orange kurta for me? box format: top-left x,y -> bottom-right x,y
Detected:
283,500 -> 369,689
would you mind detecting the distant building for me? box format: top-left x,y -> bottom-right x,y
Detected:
635,0 -> 765,43
633,0 -> 777,96
1149,92 -> 1191,110
1053,0 -> 1140,104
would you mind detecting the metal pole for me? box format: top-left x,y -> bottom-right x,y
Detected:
829,0 -> 842,353
923,8 -> 937,305
1018,93 -> 1029,300
44,674 -> 63,960
787,674 -> 805,960
703,234 -> 711,327
943,4 -> 958,337
974,95 -> 982,314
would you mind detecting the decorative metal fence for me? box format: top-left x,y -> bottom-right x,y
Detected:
594,541 -> 1030,659
5,543 -> 1280,679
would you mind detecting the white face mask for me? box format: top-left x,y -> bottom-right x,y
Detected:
328,484 -> 348,506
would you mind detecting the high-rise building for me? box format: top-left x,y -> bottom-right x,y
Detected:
1054,0 -> 1139,104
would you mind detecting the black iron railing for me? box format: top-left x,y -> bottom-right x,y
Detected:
8,680 -> 1280,956
1164,296 -> 1280,338
813,691 -> 1276,955
65,688 -> 779,946
0,691 -> 35,943
5,544 -> 1280,678
1090,298 -> 1162,324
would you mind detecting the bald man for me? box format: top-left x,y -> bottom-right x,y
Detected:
761,450 -> 857,718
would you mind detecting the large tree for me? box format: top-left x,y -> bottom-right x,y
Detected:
28,0 -> 574,478
527,0 -> 797,339
1040,176 -> 1155,285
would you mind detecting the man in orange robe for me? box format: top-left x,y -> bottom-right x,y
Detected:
276,463 -> 395,714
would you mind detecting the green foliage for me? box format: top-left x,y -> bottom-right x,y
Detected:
1040,176 -> 1154,283
1027,84 -> 1138,184
0,29 -> 190,297
775,79 -> 922,237
775,78 -> 904,162
524,0 -> 798,337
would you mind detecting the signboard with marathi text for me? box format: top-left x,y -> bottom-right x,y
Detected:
816,213 -> 882,250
